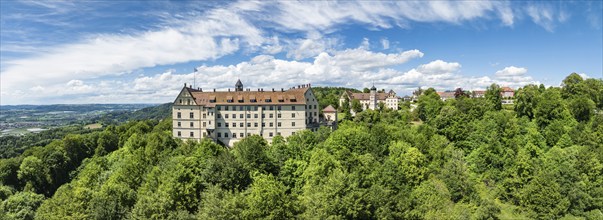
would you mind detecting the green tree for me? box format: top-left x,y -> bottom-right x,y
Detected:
243,174 -> 295,219
416,88 -> 444,123
18,156 -> 49,194
0,191 -> 45,220
520,172 -> 569,219
351,99 -> 363,114
514,84 -> 540,119
232,135 -> 275,174
534,88 -> 571,129
568,95 -> 596,122
561,72 -> 584,98
485,83 -> 502,110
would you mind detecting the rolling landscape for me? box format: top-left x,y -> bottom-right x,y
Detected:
1,1 -> 602,220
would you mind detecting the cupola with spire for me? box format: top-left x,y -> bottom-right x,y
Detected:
235,79 -> 243,91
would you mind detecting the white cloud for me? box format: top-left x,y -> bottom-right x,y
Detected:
525,3 -> 569,32
381,38 -> 390,50
270,1 -> 514,32
495,66 -> 528,77
493,66 -> 538,88
359,38 -> 370,50
1,1 -> 264,104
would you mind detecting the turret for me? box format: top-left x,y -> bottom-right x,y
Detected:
235,79 -> 243,92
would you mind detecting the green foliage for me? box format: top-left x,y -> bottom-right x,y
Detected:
486,83 -> 503,111
1,73 -> 601,219
1,191 -> 45,220
416,87 -> 444,123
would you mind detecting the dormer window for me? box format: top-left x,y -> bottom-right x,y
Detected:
265,96 -> 271,102
277,95 -> 284,102
209,95 -> 216,103
250,95 -> 257,103
289,95 -> 296,102
238,95 -> 244,103
226,96 -> 233,103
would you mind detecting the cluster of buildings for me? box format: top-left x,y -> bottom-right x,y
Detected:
172,80 -> 515,146
435,87 -> 515,104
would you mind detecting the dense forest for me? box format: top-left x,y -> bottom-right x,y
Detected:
1,73 -> 602,219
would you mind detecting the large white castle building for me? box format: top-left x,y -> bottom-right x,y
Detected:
172,80 -> 320,146
339,85 -> 401,115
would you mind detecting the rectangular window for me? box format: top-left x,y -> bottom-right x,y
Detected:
225,133 -> 229,138
225,114 -> 229,119
240,123 -> 244,127
254,122 -> 258,127
262,122 -> 266,127
217,122 -> 221,127
232,123 -> 236,127
278,122 -> 281,127
269,122 -> 273,127
269,106 -> 274,110
218,133 -> 221,138
269,132 -> 273,137
262,106 -> 266,110
225,123 -> 229,127
217,106 -> 221,110
292,106 -> 296,110
247,122 -> 251,127
247,114 -> 251,118
177,131 -> 181,137
262,114 -> 265,118
277,132 -> 281,136
277,113 -> 281,118
203,122 -> 206,127
246,106 -> 251,111
277,106 -> 282,110
247,133 -> 251,137
233,133 -> 237,138
225,106 -> 229,111
291,113 -> 295,118
269,113 -> 273,118
314,112 -> 317,116
292,122 -> 296,127
190,122 -> 194,127
239,106 -> 243,111
240,114 -> 244,118
240,133 -> 244,138
314,105 -> 317,109
217,114 -> 221,119
190,132 -> 194,137
203,113 -> 206,119
232,114 -> 236,119
177,122 -> 181,127
254,114 -> 258,118
177,112 -> 181,118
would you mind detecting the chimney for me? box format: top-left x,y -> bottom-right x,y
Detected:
228,88 -> 230,92
189,85 -> 192,88
184,83 -> 187,87
281,88 -> 284,92
272,88 -> 274,92
213,88 -> 216,92
200,88 -> 203,92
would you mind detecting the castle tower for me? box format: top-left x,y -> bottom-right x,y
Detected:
235,79 -> 243,92
369,84 -> 377,110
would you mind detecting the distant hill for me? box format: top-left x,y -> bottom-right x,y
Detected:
98,103 -> 172,124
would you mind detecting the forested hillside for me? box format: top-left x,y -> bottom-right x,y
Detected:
1,73 -> 602,219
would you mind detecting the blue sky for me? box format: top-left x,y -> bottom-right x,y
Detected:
1,0 -> 601,105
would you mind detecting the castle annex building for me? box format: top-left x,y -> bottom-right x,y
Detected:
172,80 -> 319,146
339,86 -> 401,115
